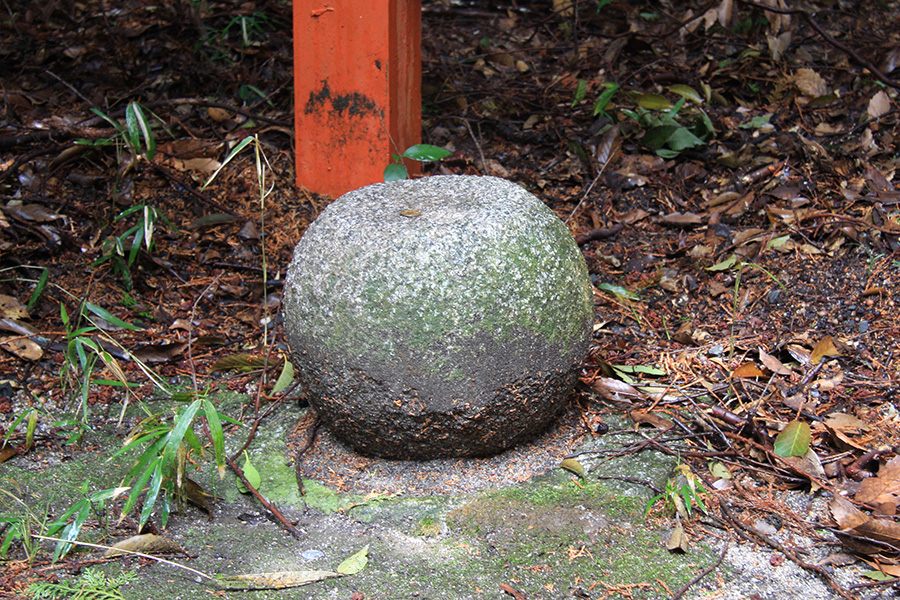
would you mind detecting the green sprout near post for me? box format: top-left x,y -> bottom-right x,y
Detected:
384,144 -> 451,182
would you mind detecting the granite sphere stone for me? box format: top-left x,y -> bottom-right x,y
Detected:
283,175 -> 593,459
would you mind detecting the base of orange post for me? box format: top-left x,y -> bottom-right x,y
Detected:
294,1 -> 422,198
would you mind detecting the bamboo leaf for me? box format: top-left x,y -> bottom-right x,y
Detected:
203,398 -> 226,478
272,359 -> 294,395
336,545 -> 369,575
236,451 -> 261,493
560,458 -> 586,479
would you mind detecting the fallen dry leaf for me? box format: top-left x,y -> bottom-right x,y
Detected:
856,457 -> 900,514
868,90 -> 892,120
0,442 -> 18,465
831,494 -> 873,531
824,413 -> 870,431
811,335 -> 841,364
131,341 -> 188,364
105,533 -> 184,557
0,294 -> 29,319
0,336 -> 43,361
759,348 -> 792,375
667,518 -> 689,553
860,559 -> 900,578
629,409 -> 674,431
589,377 -> 647,408
733,362 -> 765,379
792,68 -> 829,97
219,570 -> 341,590
831,494 -> 900,553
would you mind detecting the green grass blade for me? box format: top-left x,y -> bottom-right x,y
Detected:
26,268 -> 49,310
140,462 -> 164,527
84,302 -> 143,331
203,398 -> 226,477
160,400 -> 202,474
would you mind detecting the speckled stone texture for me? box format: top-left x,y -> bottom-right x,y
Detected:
283,175 -> 593,459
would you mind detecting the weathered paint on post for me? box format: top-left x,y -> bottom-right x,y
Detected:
294,1 -> 422,198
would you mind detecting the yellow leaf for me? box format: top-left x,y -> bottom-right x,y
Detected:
810,335 -> 840,364
560,458 -> 586,479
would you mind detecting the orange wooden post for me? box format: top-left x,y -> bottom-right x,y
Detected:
294,1 -> 422,198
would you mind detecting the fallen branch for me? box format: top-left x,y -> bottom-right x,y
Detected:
225,454 -> 304,540
669,542 -> 727,600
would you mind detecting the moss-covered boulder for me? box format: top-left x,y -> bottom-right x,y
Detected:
283,175 -> 592,459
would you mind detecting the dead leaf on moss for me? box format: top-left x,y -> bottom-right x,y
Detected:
0,442 -> 17,465
219,570 -> 341,590
629,409 -> 674,431
499,583 -> 527,600
105,533 -> 184,557
667,518 -> 689,553
560,458 -> 586,479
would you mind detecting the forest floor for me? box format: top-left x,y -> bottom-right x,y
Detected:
1,1 -> 899,599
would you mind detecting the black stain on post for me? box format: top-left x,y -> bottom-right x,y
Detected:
305,80 -> 379,118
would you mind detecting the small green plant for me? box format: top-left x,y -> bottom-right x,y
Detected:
26,267 -> 49,310
646,464 -> 708,519
75,102 -> 170,289
217,12 -> 273,47
572,80 -> 619,119
111,395 -> 227,530
58,300 -> 142,429
120,291 -> 152,319
27,566 -> 136,600
384,144 -> 451,182
0,489 -> 45,564
93,203 -> 173,290
622,95 -> 714,158
44,485 -> 131,562
80,102 -> 157,165
198,12 -> 277,62
238,84 -> 271,107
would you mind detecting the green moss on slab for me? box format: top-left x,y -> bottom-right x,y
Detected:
443,477 -> 720,599
285,175 -> 594,378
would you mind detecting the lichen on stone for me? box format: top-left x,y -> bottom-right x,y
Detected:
283,175 -> 593,458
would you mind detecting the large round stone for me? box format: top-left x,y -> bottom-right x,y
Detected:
283,175 -> 593,459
